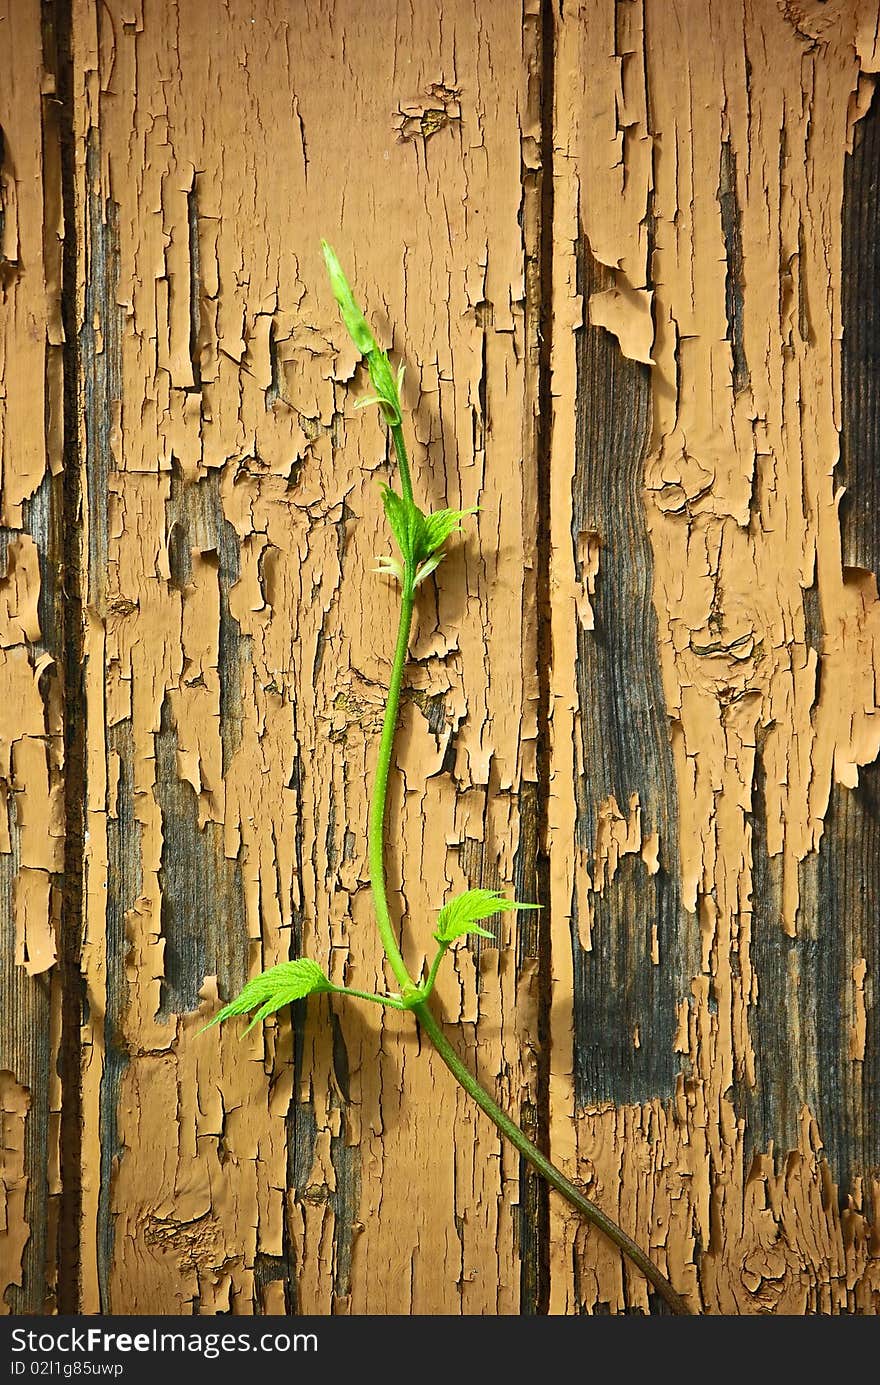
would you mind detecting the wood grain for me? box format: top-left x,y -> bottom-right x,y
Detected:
70,0 -> 543,1313
2,0 -> 879,1316
0,0 -> 65,1314
547,0 -> 880,1314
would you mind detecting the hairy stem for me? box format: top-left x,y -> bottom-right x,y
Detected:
367,568 -> 416,995
330,985 -> 409,1011
414,1001 -> 692,1315
421,941 -> 448,1000
389,421 -> 414,507
367,433 -> 694,1317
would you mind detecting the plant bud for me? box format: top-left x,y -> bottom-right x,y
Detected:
321,239 -> 377,357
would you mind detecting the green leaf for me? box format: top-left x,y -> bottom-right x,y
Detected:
321,240 -> 377,357
413,552 -> 445,587
421,507 -> 478,558
381,490 -> 477,576
374,554 -> 404,583
322,241 -> 404,426
200,958 -> 333,1035
365,349 -> 402,426
434,889 -> 539,946
381,485 -> 417,563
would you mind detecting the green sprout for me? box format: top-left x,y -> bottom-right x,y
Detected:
203,241 -> 693,1317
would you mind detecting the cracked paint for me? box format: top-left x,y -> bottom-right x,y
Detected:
0,0 -> 64,1315
71,0 -> 544,1314
549,0 -> 880,1313
4,0 -> 877,1318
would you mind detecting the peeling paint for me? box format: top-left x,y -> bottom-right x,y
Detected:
71,0 -> 543,1314
0,1071 -> 30,1308
588,284 -> 655,365
0,0 -> 63,1313
3,0 -> 876,1317
549,0 -> 880,1313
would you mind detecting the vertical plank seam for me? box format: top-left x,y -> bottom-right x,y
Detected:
531,0 -> 557,1317
53,0 -> 84,1314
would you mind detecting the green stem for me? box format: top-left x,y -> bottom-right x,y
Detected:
369,423 -> 693,1317
421,942 -> 448,1000
390,422 -> 414,507
413,1000 -> 693,1316
330,985 -> 408,1011
367,567 -> 416,995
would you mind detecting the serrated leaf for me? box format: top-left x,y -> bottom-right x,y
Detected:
366,350 -> 402,426
200,958 -> 333,1034
421,507 -> 478,557
381,491 -> 477,574
434,889 -> 539,946
381,485 -> 416,561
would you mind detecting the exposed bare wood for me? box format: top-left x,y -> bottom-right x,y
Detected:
2,0 -> 878,1317
0,0 -> 65,1315
70,0 -> 543,1313
548,0 -> 880,1314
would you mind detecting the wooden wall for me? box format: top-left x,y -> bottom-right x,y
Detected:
1,0 -> 878,1314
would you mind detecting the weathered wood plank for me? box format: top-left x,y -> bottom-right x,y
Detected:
0,0 -> 871,1317
0,0 -> 65,1314
72,0 -> 544,1313
548,0 -> 880,1314
814,65 -> 880,1204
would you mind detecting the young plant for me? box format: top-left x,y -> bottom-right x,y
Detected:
203,242 -> 692,1316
